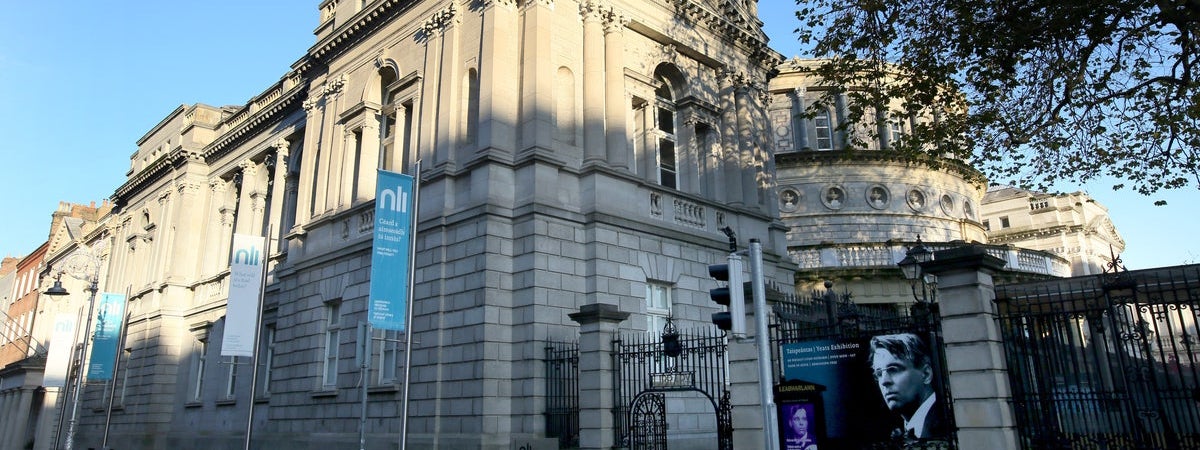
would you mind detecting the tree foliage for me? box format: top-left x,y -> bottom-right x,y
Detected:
793,0 -> 1200,196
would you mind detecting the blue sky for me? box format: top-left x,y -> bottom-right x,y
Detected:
1,2 -> 1195,269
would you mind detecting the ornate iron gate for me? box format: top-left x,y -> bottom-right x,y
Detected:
997,265 -> 1200,449
613,323 -> 732,449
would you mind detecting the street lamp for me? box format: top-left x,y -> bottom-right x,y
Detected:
897,236 -> 936,304
44,252 -> 103,450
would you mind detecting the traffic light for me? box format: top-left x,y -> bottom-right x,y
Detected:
708,254 -> 746,335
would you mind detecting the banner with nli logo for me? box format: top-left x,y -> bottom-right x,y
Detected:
87,293 -> 127,380
44,314 -> 77,387
369,169 -> 416,331
222,233 -> 266,357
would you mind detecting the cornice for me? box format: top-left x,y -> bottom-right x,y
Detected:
201,82 -> 308,163
296,0 -> 420,76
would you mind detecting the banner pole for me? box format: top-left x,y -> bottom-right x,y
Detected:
243,227 -> 272,450
100,285 -> 132,450
399,160 -> 422,450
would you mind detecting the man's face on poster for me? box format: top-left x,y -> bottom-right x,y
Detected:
789,406 -> 809,435
871,347 -> 932,414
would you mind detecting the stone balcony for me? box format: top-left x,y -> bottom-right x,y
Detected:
789,241 -> 1072,278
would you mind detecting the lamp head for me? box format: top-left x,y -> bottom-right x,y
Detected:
44,277 -> 69,296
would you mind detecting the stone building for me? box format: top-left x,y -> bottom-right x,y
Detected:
766,58 -> 1071,304
58,1 -> 794,449
981,187 -> 1126,275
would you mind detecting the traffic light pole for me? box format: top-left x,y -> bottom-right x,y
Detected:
749,239 -> 779,450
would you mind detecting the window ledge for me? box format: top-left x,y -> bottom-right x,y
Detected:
368,384 -> 400,394
184,401 -> 203,409
216,398 -> 237,406
254,395 -> 270,404
310,389 -> 338,398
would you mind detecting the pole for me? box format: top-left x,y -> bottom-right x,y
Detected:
65,277 -> 99,450
54,306 -> 87,450
101,286 -> 132,450
399,160 -> 422,450
749,239 -> 779,450
360,322 -> 372,450
243,227 -> 273,450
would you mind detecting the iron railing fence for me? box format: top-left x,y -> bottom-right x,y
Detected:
544,340 -> 579,449
997,264 -> 1200,450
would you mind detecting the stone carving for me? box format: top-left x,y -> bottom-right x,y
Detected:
867,185 -> 889,209
823,185 -> 845,210
906,189 -> 926,211
779,188 -> 801,212
940,194 -> 955,215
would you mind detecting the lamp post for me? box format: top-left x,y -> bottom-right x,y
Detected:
44,252 -> 103,450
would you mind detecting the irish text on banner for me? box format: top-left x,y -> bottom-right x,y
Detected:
44,314 -> 77,387
87,293 -> 128,380
223,233 -> 267,357
369,169 -> 415,331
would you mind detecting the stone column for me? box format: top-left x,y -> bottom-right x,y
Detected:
569,303 -> 629,450
32,387 -> 62,450
297,97 -> 321,225
581,0 -> 606,164
518,0 -> 554,155
235,160 -> 259,235
735,81 -> 756,206
9,388 -> 33,450
677,117 -> 698,194
358,116 -> 380,203
478,0 -> 519,156
791,88 -> 808,149
604,12 -> 629,169
719,71 -> 743,205
921,246 -> 1019,450
266,140 -> 290,248
339,128 -> 358,207
833,91 -> 848,150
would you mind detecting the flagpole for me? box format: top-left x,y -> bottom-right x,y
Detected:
243,226 -> 273,450
399,160 -> 422,450
101,285 -> 132,450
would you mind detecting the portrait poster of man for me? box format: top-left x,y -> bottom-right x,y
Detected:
779,333 -> 952,447
781,402 -> 819,450
867,332 -> 952,442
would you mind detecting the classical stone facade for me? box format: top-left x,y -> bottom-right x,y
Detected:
52,1 -> 793,449
981,187 -> 1126,275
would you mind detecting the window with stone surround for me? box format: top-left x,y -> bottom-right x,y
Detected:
189,338 -> 208,402
371,328 -> 400,386
257,325 -> 275,397
322,301 -> 343,388
654,77 -> 678,189
814,109 -> 833,151
223,354 -> 238,400
646,282 -> 673,333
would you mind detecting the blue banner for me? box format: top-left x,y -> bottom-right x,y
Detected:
87,293 -> 127,380
369,169 -> 416,331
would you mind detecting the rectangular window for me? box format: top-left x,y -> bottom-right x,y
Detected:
646,282 -> 672,333
118,347 -> 132,406
258,325 -> 275,397
322,303 -> 342,388
889,120 -> 904,144
224,356 -> 238,399
1000,216 -> 1011,228
371,328 -> 399,385
814,110 -> 833,151
658,139 -> 677,189
982,219 -> 990,231
190,340 -> 208,401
